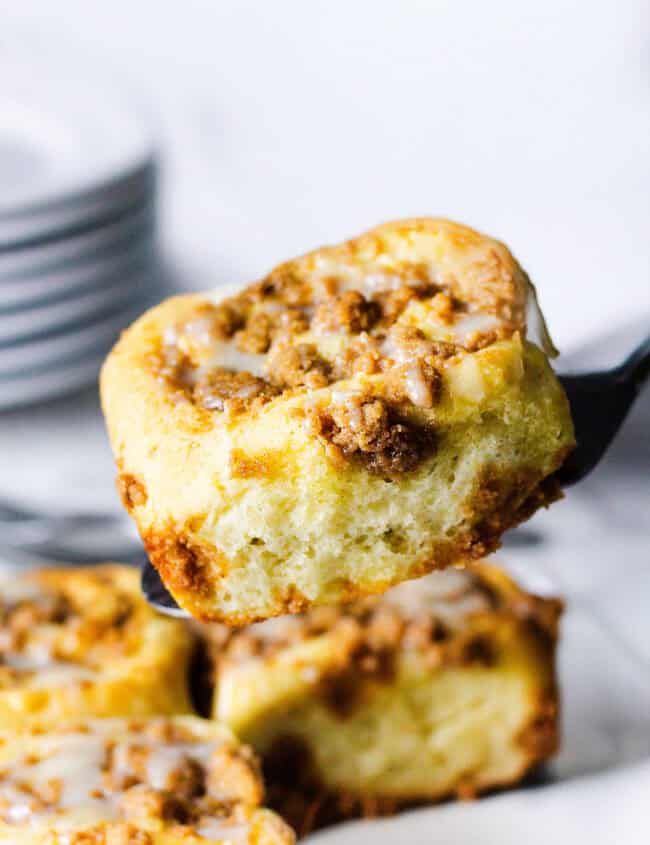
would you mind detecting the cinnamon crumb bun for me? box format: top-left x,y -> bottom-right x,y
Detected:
205,563 -> 561,834
101,219 -> 573,623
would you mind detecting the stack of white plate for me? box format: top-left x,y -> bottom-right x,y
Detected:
0,60 -> 161,410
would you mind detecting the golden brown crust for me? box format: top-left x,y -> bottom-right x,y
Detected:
460,464 -> 567,557
229,448 -> 283,480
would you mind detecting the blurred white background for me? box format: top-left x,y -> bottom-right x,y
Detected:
1,0 -> 647,351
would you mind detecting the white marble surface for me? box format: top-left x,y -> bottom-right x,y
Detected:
307,758 -> 650,845
0,2 -> 649,841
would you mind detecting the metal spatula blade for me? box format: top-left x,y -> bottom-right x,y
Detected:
140,561 -> 190,617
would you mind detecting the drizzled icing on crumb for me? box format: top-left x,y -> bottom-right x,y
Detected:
0,719 -> 255,840
154,235 -> 534,423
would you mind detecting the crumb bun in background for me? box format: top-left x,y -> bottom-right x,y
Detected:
0,565 -> 195,730
101,219 -> 574,624
0,715 -> 295,844
204,563 -> 562,835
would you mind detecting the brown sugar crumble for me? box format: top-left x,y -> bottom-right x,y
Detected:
0,719 -> 266,841
203,568 -> 537,690
150,241 -> 524,473
0,573 -> 142,687
265,343 -> 332,390
305,394 -> 436,477
311,291 -> 381,335
192,368 -> 278,413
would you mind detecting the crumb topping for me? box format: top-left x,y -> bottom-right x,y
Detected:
206,567 -> 561,728
151,234 -> 525,473
305,393 -> 436,476
0,572 -> 142,690
152,283 -> 506,414
0,718 -> 262,841
206,569 -> 503,680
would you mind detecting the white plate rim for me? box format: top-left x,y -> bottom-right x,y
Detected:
0,164 -> 155,249
0,300 -> 146,376
0,234 -> 155,312
0,351 -> 105,410
0,199 -> 155,278
0,263 -> 155,345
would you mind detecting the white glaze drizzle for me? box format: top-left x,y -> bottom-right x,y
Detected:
196,818 -> 251,842
0,638 -> 98,688
203,342 -> 266,379
208,284 -> 267,378
248,615 -> 306,642
386,569 -> 491,629
168,285 -> 267,380
25,662 -> 98,688
448,311 -> 502,343
174,336 -> 266,383
145,742 -> 215,790
0,720 -> 249,839
183,269 -> 538,412
336,272 -> 415,296
0,578 -> 47,606
525,281 -> 558,356
0,733 -> 109,821
403,362 -> 433,408
0,580 -> 102,687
